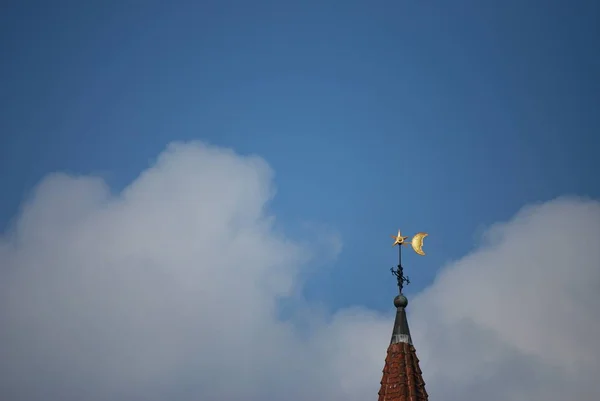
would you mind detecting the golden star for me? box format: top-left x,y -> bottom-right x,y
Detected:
391,229 -> 408,247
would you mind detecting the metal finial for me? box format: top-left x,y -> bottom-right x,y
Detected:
389,229 -> 428,294
391,264 -> 410,293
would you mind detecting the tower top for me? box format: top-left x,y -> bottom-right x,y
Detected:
388,228 -> 428,344
378,229 -> 429,401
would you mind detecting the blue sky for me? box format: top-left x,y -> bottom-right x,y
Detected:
1,0 -> 598,316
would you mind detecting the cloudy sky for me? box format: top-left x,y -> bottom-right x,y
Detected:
1,1 -> 599,400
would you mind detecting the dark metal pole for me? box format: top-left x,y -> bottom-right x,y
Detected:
398,242 -> 402,268
391,243 -> 409,294
398,244 -> 403,293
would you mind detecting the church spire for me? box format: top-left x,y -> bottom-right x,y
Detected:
378,229 -> 429,401
387,229 -> 427,345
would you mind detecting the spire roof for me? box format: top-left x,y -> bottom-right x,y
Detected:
378,341 -> 428,401
378,230 -> 429,401
390,294 -> 412,345
378,294 -> 428,401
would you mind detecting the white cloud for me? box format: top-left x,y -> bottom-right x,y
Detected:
411,197 -> 600,401
0,141 -> 598,401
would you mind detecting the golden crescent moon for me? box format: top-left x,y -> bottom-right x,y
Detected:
411,232 -> 428,256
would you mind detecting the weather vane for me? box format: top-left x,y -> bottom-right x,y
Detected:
390,229 -> 428,293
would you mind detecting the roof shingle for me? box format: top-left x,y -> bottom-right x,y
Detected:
378,342 -> 428,401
